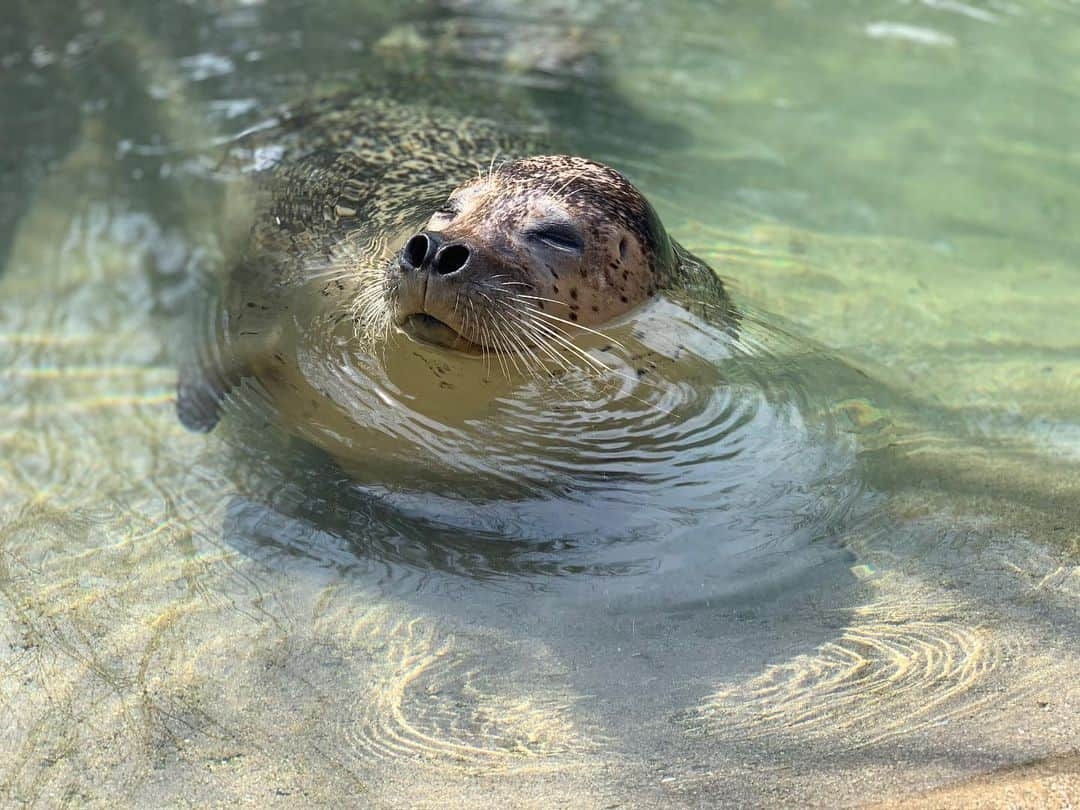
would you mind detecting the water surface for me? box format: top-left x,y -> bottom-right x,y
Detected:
2,1 -> 1078,806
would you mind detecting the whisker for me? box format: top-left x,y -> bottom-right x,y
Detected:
548,167 -> 588,198
493,310 -> 551,383
509,311 -> 610,373
523,306 -> 627,349
474,291 -> 678,416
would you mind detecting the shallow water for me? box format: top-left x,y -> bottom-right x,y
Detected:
2,1 -> 1079,806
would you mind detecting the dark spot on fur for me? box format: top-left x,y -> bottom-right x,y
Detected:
569,288 -> 578,300
549,268 -> 559,279
569,312 -> 578,322
620,295 -> 628,303
537,301 -> 545,310
619,237 -> 629,260
553,285 -> 559,293
591,305 -> 599,313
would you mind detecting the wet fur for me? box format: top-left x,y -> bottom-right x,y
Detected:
178,95 -> 734,430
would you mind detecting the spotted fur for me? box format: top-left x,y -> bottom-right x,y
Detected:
178,94 -> 733,431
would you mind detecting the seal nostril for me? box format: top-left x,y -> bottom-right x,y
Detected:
433,244 -> 470,276
402,233 -> 429,270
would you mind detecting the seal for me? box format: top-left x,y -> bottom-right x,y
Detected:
178,95 -> 734,448
371,154 -> 721,355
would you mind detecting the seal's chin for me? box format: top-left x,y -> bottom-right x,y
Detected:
399,313 -> 484,354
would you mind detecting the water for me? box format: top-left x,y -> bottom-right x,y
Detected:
2,1 -> 1078,806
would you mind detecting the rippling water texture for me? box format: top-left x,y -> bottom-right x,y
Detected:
2,1 -> 1079,806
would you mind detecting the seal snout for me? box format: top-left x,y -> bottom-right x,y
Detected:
394,229 -> 485,350
400,231 -> 438,271
399,230 -> 473,277
431,243 -> 471,276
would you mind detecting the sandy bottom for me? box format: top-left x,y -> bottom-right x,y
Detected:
2,86 -> 1079,808
873,753 -> 1080,810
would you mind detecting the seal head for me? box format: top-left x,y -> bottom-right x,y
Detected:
383,156 -> 678,354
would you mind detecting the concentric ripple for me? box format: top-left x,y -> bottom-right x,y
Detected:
200,281 -> 870,589
311,605 -> 590,773
683,578 -> 1006,749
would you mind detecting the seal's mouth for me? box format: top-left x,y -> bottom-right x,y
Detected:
400,313 -> 483,353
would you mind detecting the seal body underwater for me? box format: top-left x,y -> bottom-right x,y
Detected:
178,94 -> 736,483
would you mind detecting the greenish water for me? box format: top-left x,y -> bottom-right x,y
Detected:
2,1 -> 1079,806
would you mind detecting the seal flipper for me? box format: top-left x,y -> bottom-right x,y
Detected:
177,358 -> 238,432
176,317 -> 283,432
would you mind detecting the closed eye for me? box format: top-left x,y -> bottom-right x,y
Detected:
525,223 -> 585,253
